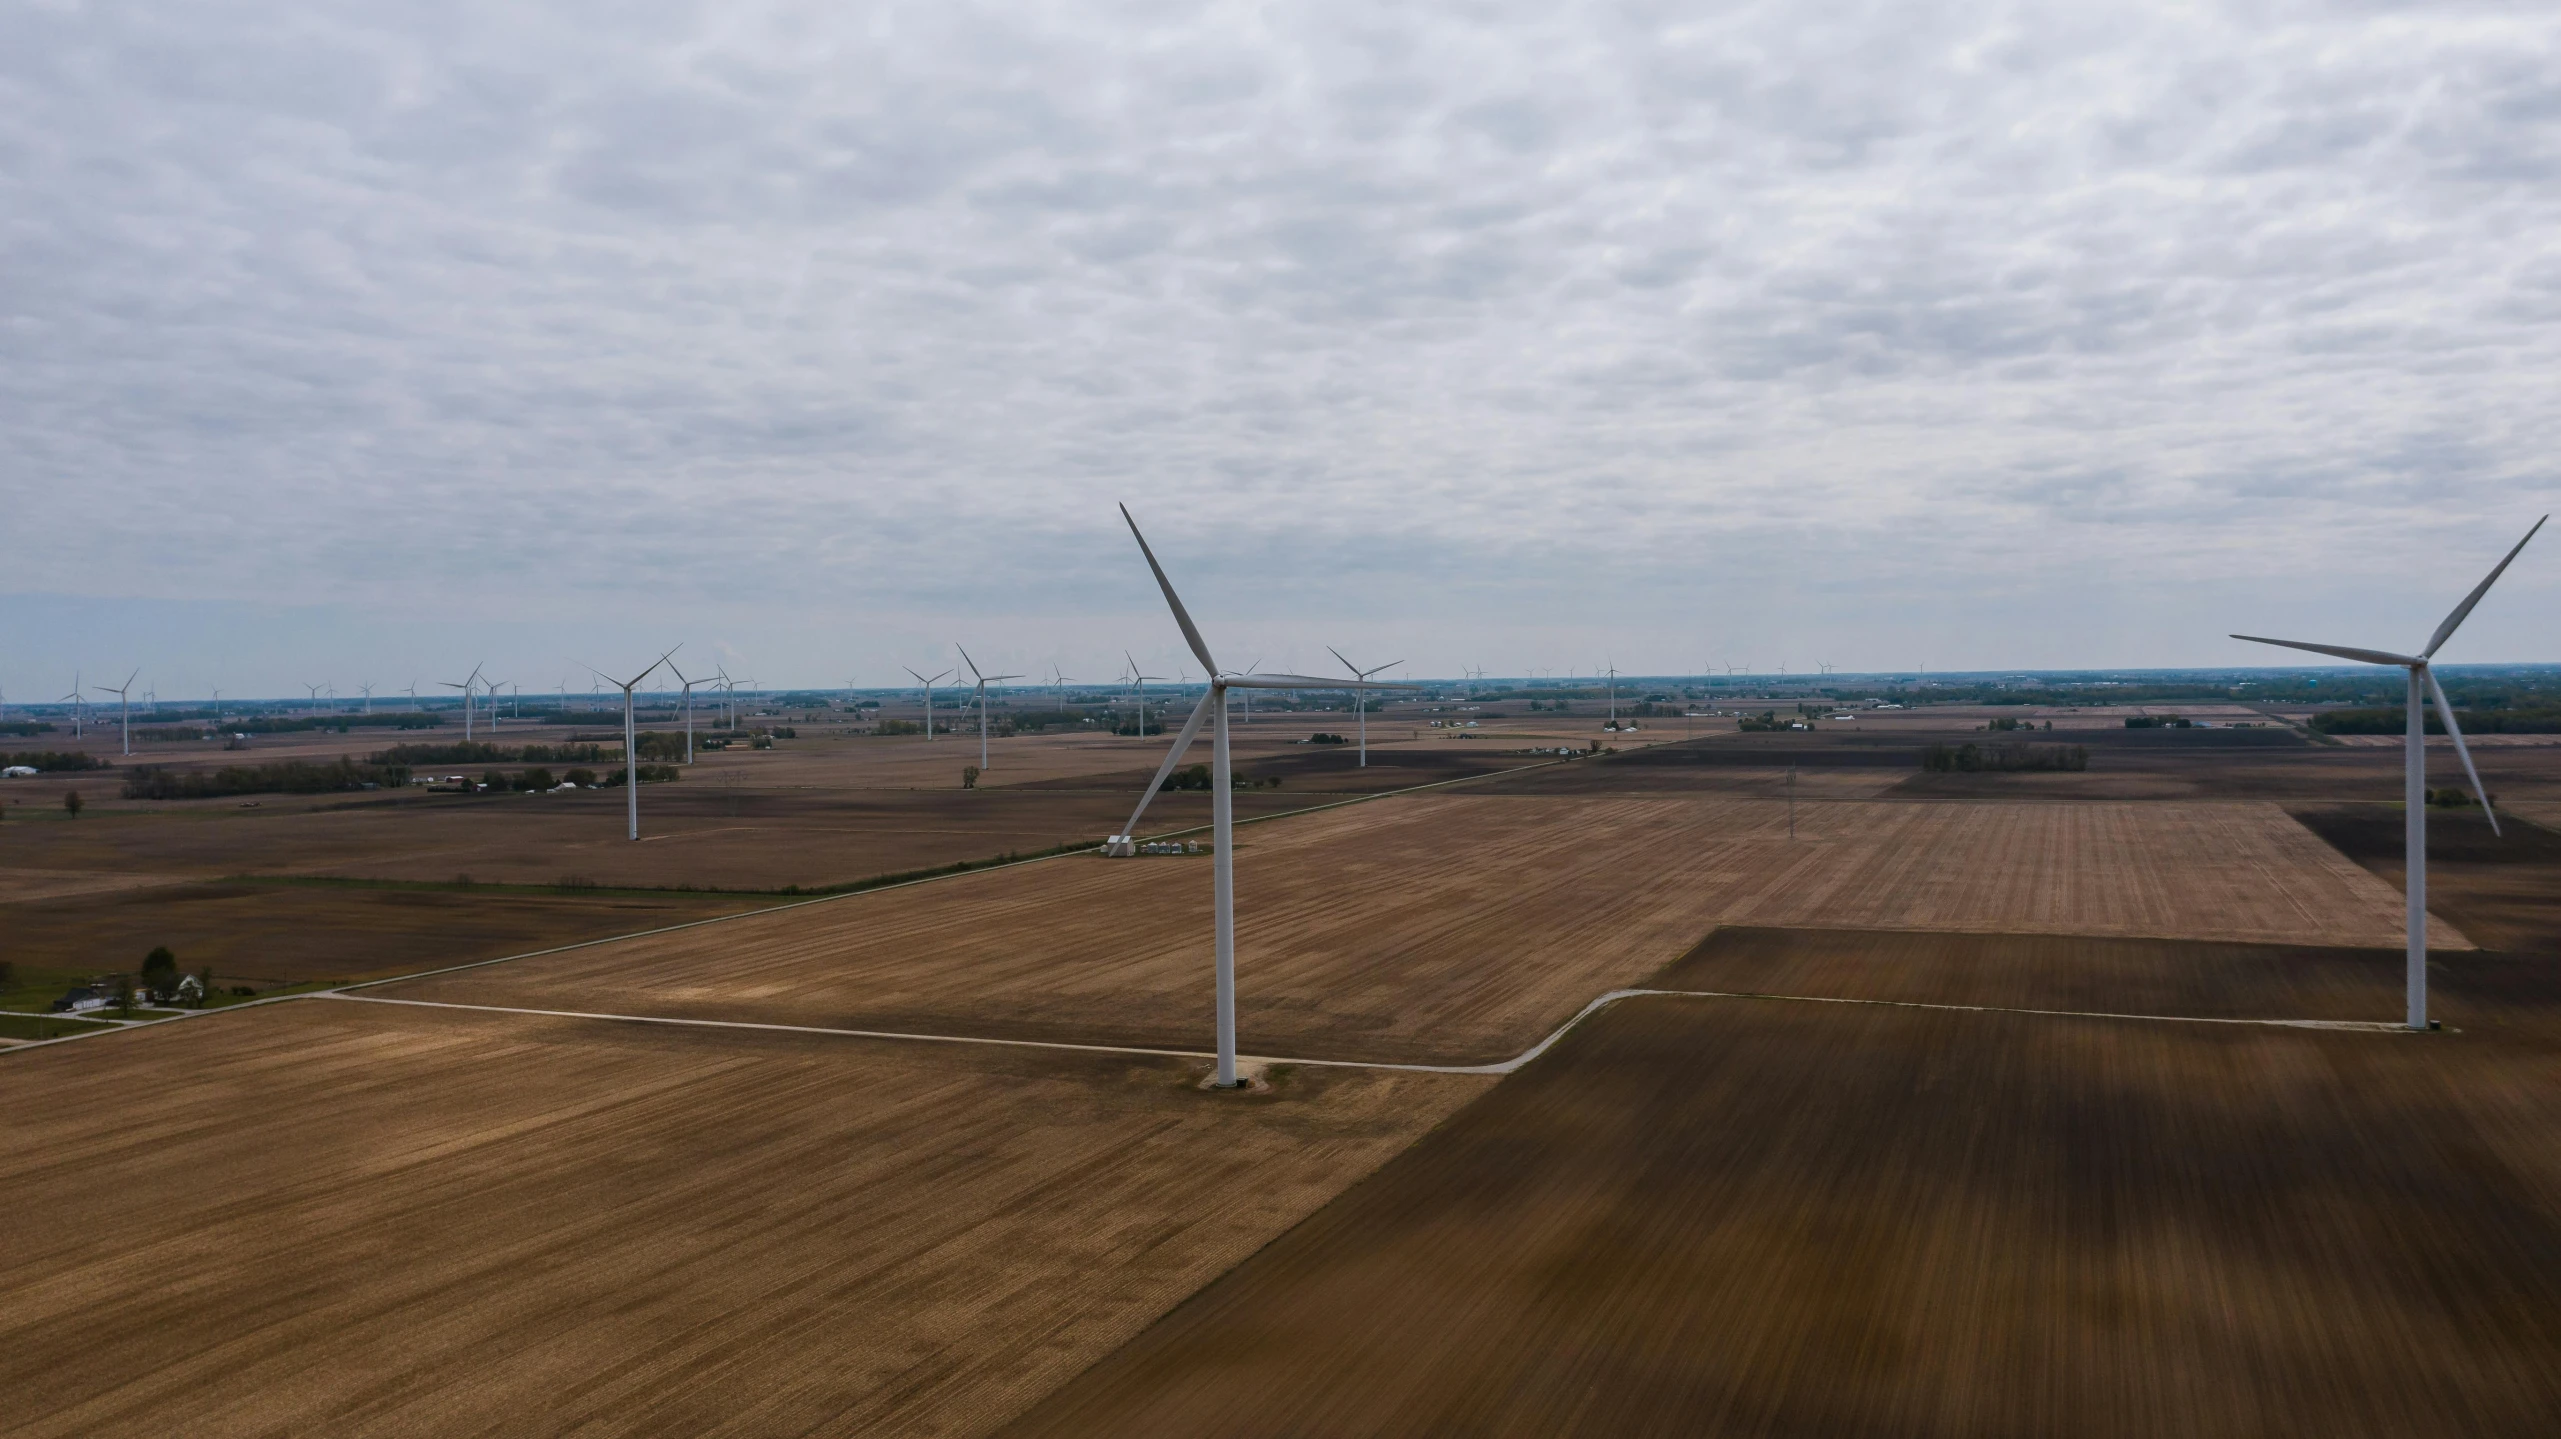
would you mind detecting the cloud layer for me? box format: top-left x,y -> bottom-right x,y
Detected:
5,1 -> 2559,687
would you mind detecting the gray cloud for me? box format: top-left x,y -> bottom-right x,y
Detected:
4,0 -> 2560,691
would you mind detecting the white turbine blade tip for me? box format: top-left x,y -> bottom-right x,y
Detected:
2424,515 -> 2548,658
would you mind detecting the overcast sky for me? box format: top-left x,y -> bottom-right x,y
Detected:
5,1 -> 2558,697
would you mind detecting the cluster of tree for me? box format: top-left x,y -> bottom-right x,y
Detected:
600,764 -> 681,785
372,741 -> 615,766
221,713 -> 443,735
1736,711 -> 1796,731
122,758 -> 411,799
472,767 -> 600,791
874,719 -> 925,736
2424,787 -> 2495,808
1985,716 -> 2058,732
138,947 -> 219,1007
1001,709 -> 1099,733
1165,763 -> 1282,791
0,720 -> 54,736
2122,715 -> 2193,729
3,750 -> 112,772
1922,743 -> 2090,773
1306,732 -> 1349,745
2311,707 -> 2561,735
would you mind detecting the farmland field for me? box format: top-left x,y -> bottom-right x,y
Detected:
1001,991 -> 2561,1438
378,793 -> 2447,1066
0,999 -> 1488,1438
1,882 -> 758,989
14,700 -> 2561,1437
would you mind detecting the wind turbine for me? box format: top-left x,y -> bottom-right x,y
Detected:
61,676 -> 82,737
956,646 -> 1024,771
2231,515 -> 2545,1031
589,649 -> 675,841
101,669 -> 139,756
1601,663 -> 1620,729
480,675 -> 507,732
1108,505 -> 1420,1088
1326,647 -> 1404,766
1237,658 -> 1262,724
903,666 -> 952,740
357,682 -> 375,714
439,664 -> 483,740
1124,651 -> 1167,737
668,660 -> 714,763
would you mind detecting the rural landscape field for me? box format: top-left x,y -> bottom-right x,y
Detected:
17,3 -> 2561,1432
9,680 -> 2561,1435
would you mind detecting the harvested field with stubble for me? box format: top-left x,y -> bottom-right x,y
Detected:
0,786 -> 1298,892
1657,925 -> 2559,1031
0,882 -> 759,987
379,794 -> 2448,1066
1000,994 -> 2561,1439
0,999 -> 1489,1439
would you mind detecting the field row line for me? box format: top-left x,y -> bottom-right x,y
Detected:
315,985 -> 2414,1080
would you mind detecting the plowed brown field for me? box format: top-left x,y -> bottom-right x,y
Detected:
380,795 -> 2449,1066
1001,994 -> 2561,1439
0,1000 -> 1486,1438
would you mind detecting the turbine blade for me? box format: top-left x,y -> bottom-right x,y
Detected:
1118,690 -> 1215,839
1120,505 -> 1219,676
2424,515 -> 2547,658
2425,668 -> 2500,836
957,645 -> 983,683
1328,645 -> 1359,678
2228,635 -> 2420,667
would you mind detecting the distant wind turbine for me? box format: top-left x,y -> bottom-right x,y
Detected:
668,660 -> 714,763
1108,506 -> 1419,1088
61,675 -> 83,737
1326,647 -> 1403,766
439,664 -> 483,740
101,669 -> 140,755
956,646 -> 1024,772
2231,515 -> 2545,1031
589,650 -> 676,841
1123,651 -> 1167,737
903,666 -> 952,740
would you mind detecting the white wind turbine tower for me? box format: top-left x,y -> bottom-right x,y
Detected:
1237,659 -> 1262,724
1124,651 -> 1167,737
956,647 -> 1024,771
481,675 -> 507,732
668,660 -> 714,763
1107,506 -> 1419,1088
101,669 -> 139,756
62,675 -> 83,738
1326,647 -> 1403,766
590,650 -> 675,841
439,665 -> 483,740
357,682 -> 375,714
903,666 -> 952,740
2232,515 -> 2545,1031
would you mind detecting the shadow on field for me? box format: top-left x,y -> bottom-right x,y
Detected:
2292,805 -> 2561,962
1650,926 -> 2561,1036
1000,995 -> 2561,1439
